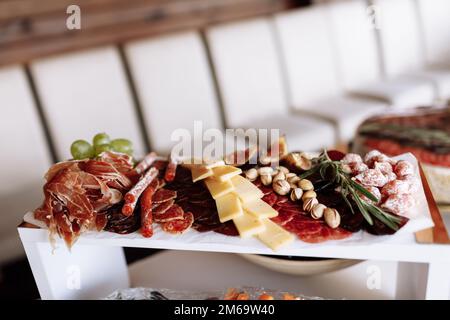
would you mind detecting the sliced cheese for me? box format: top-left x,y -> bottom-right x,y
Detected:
182,158 -> 225,169
257,219 -> 294,251
212,166 -> 242,182
233,210 -> 266,238
191,165 -> 213,182
215,193 -> 243,223
243,199 -> 278,219
205,178 -> 234,199
204,159 -> 226,169
231,175 -> 264,203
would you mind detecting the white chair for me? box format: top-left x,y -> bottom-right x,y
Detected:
274,5 -> 387,143
0,66 -> 52,263
350,0 -> 435,105
415,0 -> 450,68
30,47 -> 146,160
124,32 -> 223,155
411,0 -> 450,100
206,18 -> 336,151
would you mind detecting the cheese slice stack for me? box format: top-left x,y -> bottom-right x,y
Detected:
190,163 -> 293,250
257,219 -> 294,251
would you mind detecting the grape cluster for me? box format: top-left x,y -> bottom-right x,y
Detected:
70,132 -> 133,160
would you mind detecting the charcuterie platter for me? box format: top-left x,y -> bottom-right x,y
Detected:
23,133 -> 434,256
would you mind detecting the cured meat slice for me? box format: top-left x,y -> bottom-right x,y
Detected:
97,151 -> 134,175
359,185 -> 381,204
95,214 -> 108,231
344,162 -> 368,175
189,199 -> 216,208
104,203 -> 140,234
381,194 -> 414,216
354,168 -> 388,187
152,160 -> 169,171
161,212 -> 194,234
282,215 -> 352,243
364,150 -> 393,167
82,160 -> 132,191
154,204 -> 184,222
122,167 -> 158,216
261,192 -> 277,207
164,159 -> 178,182
214,221 -> 239,236
381,180 -> 412,197
140,185 -> 156,238
259,185 -> 274,196
270,209 -> 296,226
152,199 -> 175,214
134,152 -> 157,174
341,153 -> 363,164
149,178 -> 160,191
373,161 -> 393,175
394,160 -> 414,178
152,189 -> 177,203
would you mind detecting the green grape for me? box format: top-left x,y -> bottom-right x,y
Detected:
94,143 -> 112,156
71,140 -> 94,160
110,138 -> 133,155
93,132 -> 110,146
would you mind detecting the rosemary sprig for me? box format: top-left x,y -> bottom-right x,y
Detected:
298,150 -> 402,231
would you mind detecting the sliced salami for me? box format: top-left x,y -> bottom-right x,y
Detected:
152,199 -> 175,214
154,204 -> 184,223
394,160 -> 414,178
152,189 -> 177,203
161,212 -> 194,234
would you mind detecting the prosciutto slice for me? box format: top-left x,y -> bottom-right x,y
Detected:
34,157 -> 130,248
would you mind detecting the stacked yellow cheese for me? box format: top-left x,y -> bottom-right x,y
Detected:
190,163 -> 294,251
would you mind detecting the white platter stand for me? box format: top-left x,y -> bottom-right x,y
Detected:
17,221 -> 450,300
17,153 -> 450,300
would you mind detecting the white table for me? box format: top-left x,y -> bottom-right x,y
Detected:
18,212 -> 450,300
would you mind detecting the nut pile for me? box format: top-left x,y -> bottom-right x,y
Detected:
245,162 -> 341,229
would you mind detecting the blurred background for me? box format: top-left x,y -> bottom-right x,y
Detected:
0,0 -> 449,298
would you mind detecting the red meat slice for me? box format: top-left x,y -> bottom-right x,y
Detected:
262,193 -> 278,206
152,199 -> 175,214
152,189 -> 177,203
282,214 -> 352,243
161,212 -> 194,234
154,204 -> 184,222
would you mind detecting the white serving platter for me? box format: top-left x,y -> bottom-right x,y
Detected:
21,153 -> 441,263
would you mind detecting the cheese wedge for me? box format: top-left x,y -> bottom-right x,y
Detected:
204,178 -> 234,199
212,166 -> 242,182
215,193 -> 243,223
233,210 -> 266,238
204,160 -> 226,169
182,159 -> 225,169
243,199 -> 278,219
231,175 -> 264,203
257,219 -> 294,251
191,165 -> 213,182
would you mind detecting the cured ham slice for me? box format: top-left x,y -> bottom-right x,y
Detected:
82,160 -> 132,191
35,159 -> 127,247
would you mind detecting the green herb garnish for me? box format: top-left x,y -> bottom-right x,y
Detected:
298,150 -> 403,230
